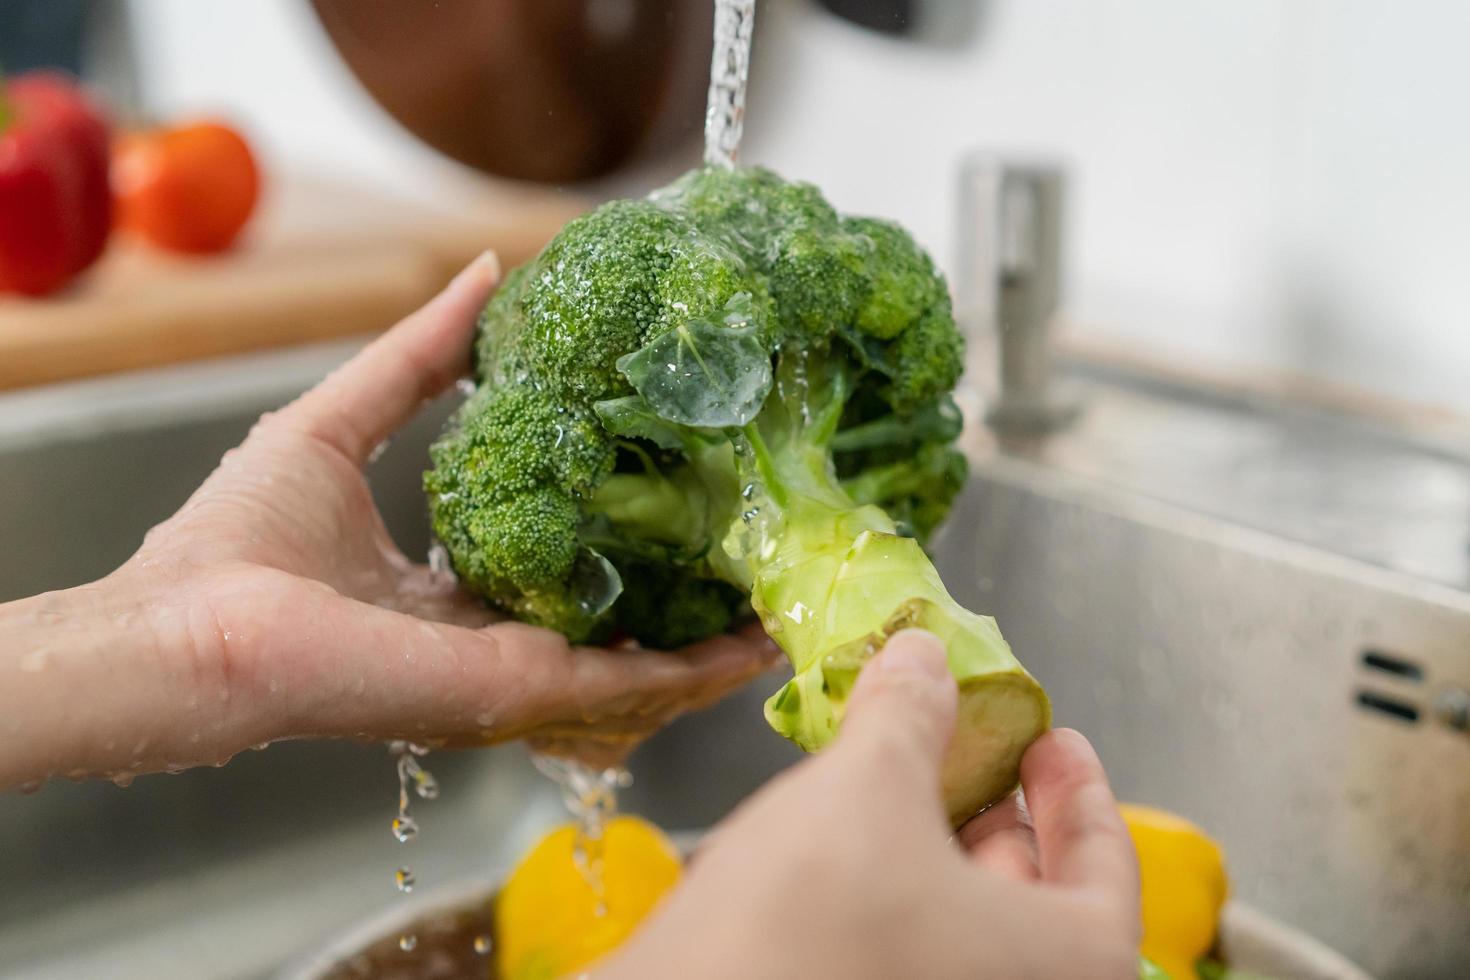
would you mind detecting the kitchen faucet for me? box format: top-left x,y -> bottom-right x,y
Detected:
957,156 -> 1077,436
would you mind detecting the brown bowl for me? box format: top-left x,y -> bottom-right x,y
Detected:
279,835 -> 1373,980
309,0 -> 714,184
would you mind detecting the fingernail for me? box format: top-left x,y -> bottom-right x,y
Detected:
1049,727 -> 1093,756
878,629 -> 949,681
458,249 -> 501,285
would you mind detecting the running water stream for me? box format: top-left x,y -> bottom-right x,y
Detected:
530,754 -> 633,916
377,2 -> 759,963
704,0 -> 757,168
516,0 -> 756,918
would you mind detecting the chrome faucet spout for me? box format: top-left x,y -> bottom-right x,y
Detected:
958,157 -> 1076,436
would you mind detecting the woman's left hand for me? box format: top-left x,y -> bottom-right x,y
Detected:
0,253 -> 776,789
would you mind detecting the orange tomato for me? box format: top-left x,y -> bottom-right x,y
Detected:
114,121 -> 259,254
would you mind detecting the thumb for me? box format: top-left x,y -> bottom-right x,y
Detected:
834,629 -> 958,788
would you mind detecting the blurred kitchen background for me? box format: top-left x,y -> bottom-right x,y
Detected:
2,1 -> 1468,978
27,0 -> 1470,414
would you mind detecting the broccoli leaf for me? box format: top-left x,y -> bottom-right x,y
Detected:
593,395 -> 688,451
616,317 -> 773,428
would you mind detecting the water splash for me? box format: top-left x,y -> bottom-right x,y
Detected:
704,0 -> 757,168
426,540 -> 454,583
531,755 -> 633,917
388,740 -> 436,954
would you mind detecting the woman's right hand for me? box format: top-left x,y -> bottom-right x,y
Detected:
601,629 -> 1142,980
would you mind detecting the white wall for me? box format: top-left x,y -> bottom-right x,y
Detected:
124,0 -> 489,205
126,0 -> 1470,414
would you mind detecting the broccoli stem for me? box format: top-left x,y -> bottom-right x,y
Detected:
734,423 -> 1049,825
587,472 -> 709,552
587,351 -> 1048,823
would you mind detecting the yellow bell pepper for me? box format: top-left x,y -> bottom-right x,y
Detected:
495,815 -> 681,980
1120,803 -> 1230,980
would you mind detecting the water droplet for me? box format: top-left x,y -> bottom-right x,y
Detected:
456,378 -> 476,397
18,779 -> 42,794
391,815 -> 419,843
473,935 -> 492,955
412,769 -> 439,800
112,772 -> 135,788
398,933 -> 418,952
427,542 -> 452,577
569,549 -> 623,616
395,867 -> 415,893
19,648 -> 50,672
475,710 -> 496,727
252,741 -> 270,752
368,440 -> 390,464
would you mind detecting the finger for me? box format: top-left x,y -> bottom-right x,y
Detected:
276,251 -> 500,464
233,583 -> 775,746
377,561 -> 506,630
1021,728 -> 1139,907
956,792 -> 1040,881
524,734 -> 650,769
832,629 -> 958,795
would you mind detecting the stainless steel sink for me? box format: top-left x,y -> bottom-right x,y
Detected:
0,345 -> 800,980
948,349 -> 1470,979
2,340 -> 1467,977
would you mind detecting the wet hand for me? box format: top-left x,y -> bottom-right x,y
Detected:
0,254 -> 776,789
601,630 -> 1141,980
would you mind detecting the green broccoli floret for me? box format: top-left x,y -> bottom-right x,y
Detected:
426,165 -> 1049,823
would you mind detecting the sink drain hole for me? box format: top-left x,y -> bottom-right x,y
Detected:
1360,649 -> 1424,681
1355,689 -> 1420,723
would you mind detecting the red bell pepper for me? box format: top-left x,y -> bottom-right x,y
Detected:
0,70 -> 113,297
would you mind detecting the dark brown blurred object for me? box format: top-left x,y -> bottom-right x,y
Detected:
310,0 -> 713,183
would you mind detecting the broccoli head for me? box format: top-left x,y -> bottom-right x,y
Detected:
426,166 -> 1049,823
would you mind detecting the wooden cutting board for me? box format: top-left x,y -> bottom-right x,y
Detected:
0,176 -> 587,391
